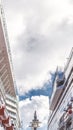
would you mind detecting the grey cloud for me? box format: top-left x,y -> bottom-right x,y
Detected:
3,0 -> 73,94
12,17 -> 73,94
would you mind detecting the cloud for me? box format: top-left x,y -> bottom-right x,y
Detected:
3,0 -> 73,95
3,0 -> 73,43
19,73 -> 55,99
19,96 -> 49,130
12,17 -> 73,94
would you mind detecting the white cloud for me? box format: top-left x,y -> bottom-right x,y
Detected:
19,96 -> 49,130
2,0 -> 73,95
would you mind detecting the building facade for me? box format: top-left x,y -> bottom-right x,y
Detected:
0,1 -> 20,130
48,48 -> 73,130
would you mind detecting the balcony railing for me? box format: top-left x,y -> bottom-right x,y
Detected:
6,94 -> 17,102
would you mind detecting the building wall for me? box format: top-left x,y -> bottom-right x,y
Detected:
0,2 -> 20,130
48,84 -> 73,130
48,48 -> 73,130
0,78 -> 6,130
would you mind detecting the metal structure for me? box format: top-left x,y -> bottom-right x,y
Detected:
29,111 -> 41,130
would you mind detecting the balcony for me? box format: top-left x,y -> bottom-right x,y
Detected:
6,94 -> 17,103
6,100 -> 17,108
9,112 -> 17,119
6,106 -> 17,113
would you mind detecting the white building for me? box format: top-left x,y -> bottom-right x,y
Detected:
0,1 -> 20,130
48,48 -> 73,130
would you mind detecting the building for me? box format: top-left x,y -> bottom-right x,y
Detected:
48,48 -> 73,130
0,1 -> 20,130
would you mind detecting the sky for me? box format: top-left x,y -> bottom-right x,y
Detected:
2,0 -> 73,130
